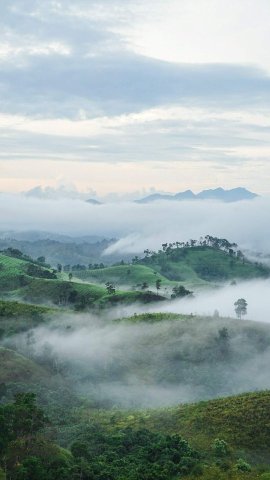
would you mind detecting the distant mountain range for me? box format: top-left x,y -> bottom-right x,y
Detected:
136,187 -> 258,204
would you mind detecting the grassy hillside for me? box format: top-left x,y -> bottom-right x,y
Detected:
0,252 -> 56,291
73,264 -> 173,288
127,391 -> 270,455
17,278 -> 165,309
0,253 -> 31,290
70,391 -> 270,480
72,245 -> 269,294
0,300 -> 53,337
141,245 -> 269,284
0,347 -> 50,384
0,251 -> 165,309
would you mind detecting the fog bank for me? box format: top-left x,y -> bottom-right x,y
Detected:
1,194 -> 270,255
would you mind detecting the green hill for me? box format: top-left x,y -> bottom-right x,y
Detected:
0,300 -> 53,337
0,347 -> 50,384
18,278 -> 164,309
0,251 -> 56,291
72,242 -> 269,293
72,263 -> 173,288
126,391 -> 270,456
78,390 -> 270,476
0,251 -> 166,309
139,245 -> 269,284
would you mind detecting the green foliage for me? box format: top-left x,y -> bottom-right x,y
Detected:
0,301 -> 51,337
0,394 -> 74,480
234,458 -> 252,472
234,298 -> 248,319
25,263 -> 56,279
70,425 -> 200,480
171,284 -> 193,299
118,312 -> 191,323
0,301 -> 49,319
212,438 -> 230,458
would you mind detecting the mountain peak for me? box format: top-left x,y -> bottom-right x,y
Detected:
136,188 -> 258,204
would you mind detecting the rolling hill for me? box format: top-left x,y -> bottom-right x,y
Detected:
73,241 -> 270,292
0,250 -> 165,309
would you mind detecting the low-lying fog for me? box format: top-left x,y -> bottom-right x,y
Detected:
1,194 -> 270,256
154,278 -> 270,323
6,279 -> 270,409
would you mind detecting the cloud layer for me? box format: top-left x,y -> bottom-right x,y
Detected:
1,0 -> 270,194
1,195 -> 270,256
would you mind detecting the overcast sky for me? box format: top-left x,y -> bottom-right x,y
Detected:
1,0 -> 270,195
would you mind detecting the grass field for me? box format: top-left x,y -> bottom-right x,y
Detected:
72,264 -> 173,287
72,246 -> 269,294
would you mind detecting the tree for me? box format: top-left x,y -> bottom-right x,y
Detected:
234,298 -> 247,319
68,272 -> 73,282
37,256 -> 45,264
105,282 -> 116,295
141,282 -> 149,291
212,438 -> 230,458
171,285 -> 193,299
155,279 -> 162,295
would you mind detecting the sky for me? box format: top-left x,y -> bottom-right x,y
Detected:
1,0 -> 270,196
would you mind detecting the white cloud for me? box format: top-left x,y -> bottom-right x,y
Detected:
0,41 -> 71,61
123,0 -> 270,71
1,104 -> 270,139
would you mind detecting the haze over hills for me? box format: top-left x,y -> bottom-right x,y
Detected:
136,187 -> 258,203
1,235 -> 270,478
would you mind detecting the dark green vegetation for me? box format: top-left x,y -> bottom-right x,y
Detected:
0,393 -> 73,480
1,388 -> 270,479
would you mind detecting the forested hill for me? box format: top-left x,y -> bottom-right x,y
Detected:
136,235 -> 269,282
75,236 -> 269,291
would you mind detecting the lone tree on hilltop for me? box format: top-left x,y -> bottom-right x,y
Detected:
234,298 -> 247,319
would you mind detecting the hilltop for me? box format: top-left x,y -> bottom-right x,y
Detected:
74,236 -> 269,292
